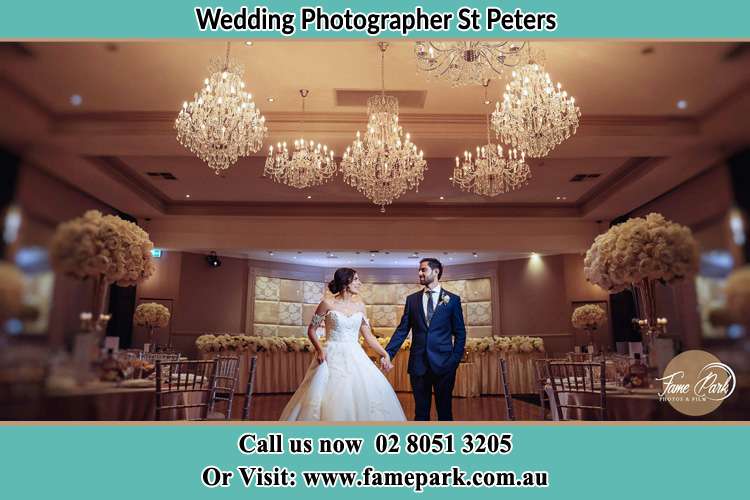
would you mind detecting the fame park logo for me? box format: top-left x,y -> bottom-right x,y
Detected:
655,350 -> 736,416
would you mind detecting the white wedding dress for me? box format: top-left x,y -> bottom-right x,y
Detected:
280,310 -> 406,421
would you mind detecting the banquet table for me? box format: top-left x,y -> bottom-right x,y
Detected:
546,385 -> 684,421
202,349 -> 539,397
20,381 -> 203,420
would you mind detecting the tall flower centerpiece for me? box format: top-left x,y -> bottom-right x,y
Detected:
134,302 -> 171,347
584,213 -> 699,366
0,262 -> 24,334
50,210 -> 156,335
571,304 -> 607,353
725,266 -> 750,326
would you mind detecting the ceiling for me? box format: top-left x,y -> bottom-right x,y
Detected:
1,41 -> 749,256
194,249 -> 535,268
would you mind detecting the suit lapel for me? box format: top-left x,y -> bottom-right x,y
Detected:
415,291 -> 428,329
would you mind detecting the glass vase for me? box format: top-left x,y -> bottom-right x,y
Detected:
631,278 -> 668,377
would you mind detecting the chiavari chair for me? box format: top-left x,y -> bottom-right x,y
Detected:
241,356 -> 258,420
207,356 -> 241,420
499,357 -> 515,421
155,359 -> 216,421
547,361 -> 607,421
532,358 -> 566,420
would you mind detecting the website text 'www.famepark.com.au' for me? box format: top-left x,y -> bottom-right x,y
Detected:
203,465 -> 549,492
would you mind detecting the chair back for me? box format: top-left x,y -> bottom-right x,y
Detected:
547,361 -> 607,421
208,356 -> 241,419
533,357 -> 566,420
498,357 -> 515,421
155,359 -> 215,421
241,356 -> 258,420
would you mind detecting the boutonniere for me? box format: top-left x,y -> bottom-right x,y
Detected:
440,294 -> 450,306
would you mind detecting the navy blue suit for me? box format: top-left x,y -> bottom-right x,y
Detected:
385,288 -> 467,420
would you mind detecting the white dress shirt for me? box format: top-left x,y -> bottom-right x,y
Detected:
422,285 -> 442,319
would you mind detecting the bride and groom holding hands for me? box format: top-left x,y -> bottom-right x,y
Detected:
280,258 -> 467,422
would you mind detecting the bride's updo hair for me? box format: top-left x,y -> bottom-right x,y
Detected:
328,267 -> 357,295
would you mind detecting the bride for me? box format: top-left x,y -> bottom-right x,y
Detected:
280,268 -> 406,421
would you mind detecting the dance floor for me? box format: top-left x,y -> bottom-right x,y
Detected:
239,393 -> 542,421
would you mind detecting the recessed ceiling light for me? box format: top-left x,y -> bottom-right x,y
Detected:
306,195 -> 312,199
449,177 -> 453,181
185,194 -> 191,198
69,94 -> 82,106
677,100 -> 688,110
267,97 -> 275,103
439,196 -> 445,200
484,99 -> 490,105
245,41 -> 253,46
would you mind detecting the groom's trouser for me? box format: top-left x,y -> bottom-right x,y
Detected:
410,366 -> 457,421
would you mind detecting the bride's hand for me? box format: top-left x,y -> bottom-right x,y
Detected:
380,354 -> 392,372
316,350 -> 327,364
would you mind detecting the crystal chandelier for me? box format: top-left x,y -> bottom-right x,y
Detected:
414,41 -> 527,86
263,90 -> 337,189
341,42 -> 426,212
491,50 -> 580,158
453,82 -> 531,196
175,42 -> 268,175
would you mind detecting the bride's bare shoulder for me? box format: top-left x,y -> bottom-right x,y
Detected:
315,299 -> 333,315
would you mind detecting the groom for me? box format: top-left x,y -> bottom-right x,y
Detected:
384,258 -> 466,421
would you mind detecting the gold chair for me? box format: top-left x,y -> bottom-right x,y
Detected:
155,359 -> 216,421
547,361 -> 607,421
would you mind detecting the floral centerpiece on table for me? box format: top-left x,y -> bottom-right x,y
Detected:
584,213 -> 699,360
50,210 -> 156,334
572,304 -> 607,350
134,302 -> 171,345
725,266 -> 750,325
0,262 -> 24,325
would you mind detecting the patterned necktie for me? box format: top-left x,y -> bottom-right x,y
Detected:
426,290 -> 435,324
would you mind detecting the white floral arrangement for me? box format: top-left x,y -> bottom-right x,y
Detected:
133,302 -> 171,328
375,336 -> 543,354
196,334 -> 544,355
572,304 -> 607,330
50,210 -> 156,286
196,334 -> 315,353
0,262 -> 24,318
584,213 -> 699,293
725,266 -> 750,323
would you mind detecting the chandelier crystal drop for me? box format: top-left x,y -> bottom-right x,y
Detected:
491,59 -> 580,158
340,42 -> 426,212
263,90 -> 337,189
453,81 -> 531,197
175,42 -> 268,175
414,41 -> 527,86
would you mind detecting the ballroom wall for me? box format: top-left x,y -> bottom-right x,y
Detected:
135,251 -> 608,357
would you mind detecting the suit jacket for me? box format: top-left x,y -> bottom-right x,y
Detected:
385,288 -> 467,376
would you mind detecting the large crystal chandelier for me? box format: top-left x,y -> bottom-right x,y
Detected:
491,49 -> 580,158
415,41 -> 526,86
263,90 -> 336,189
453,82 -> 531,196
341,42 -> 426,212
175,42 -> 268,175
